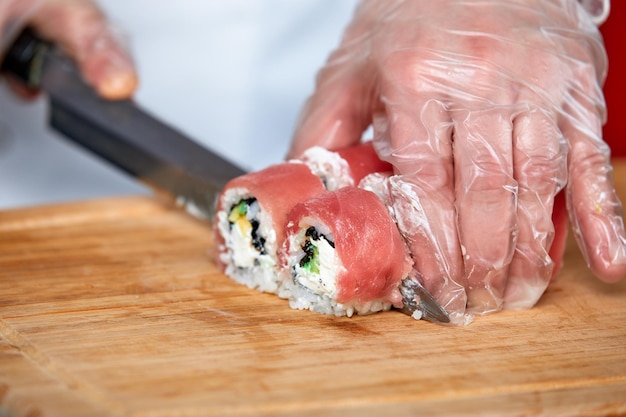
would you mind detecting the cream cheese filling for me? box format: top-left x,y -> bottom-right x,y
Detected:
226,199 -> 274,269
294,236 -> 340,297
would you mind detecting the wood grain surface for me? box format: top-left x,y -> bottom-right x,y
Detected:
1,162 -> 626,417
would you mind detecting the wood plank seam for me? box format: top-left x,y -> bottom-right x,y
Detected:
128,377 -> 626,417
0,196 -> 168,233
0,318 -> 128,417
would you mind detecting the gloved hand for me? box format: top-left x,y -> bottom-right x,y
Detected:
1,0 -> 137,99
289,0 -> 626,321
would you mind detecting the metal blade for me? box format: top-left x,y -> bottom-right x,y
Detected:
399,277 -> 451,324
3,29 -> 246,219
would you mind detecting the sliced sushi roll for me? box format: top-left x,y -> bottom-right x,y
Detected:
357,172 -> 394,211
298,142 -> 392,191
359,173 -> 453,323
278,187 -> 413,317
214,162 -> 326,293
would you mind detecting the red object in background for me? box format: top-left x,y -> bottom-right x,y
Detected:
601,2 -> 626,157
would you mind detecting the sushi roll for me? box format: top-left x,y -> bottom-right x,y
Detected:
214,162 -> 326,293
358,173 -> 455,323
299,142 -> 392,191
357,172 -> 394,209
278,187 -> 413,317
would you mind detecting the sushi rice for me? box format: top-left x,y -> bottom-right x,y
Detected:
216,187 -> 281,293
299,146 -> 353,191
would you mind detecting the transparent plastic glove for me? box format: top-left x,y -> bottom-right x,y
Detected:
289,0 -> 626,319
1,0 -> 137,99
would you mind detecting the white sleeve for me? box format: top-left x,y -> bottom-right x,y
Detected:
578,0 -> 610,25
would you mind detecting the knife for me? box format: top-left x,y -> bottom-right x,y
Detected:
1,28 -> 246,219
399,277 -> 451,323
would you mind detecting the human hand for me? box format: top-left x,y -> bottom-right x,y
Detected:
1,0 -> 137,100
289,0 -> 626,320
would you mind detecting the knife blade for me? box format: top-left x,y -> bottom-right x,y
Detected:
398,277 -> 451,323
1,28 -> 246,219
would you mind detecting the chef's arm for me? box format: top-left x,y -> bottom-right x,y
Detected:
1,0 -> 138,100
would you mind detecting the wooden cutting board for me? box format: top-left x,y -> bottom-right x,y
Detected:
1,163 -> 626,417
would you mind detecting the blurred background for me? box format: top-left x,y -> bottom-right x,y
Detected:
0,0 -> 359,209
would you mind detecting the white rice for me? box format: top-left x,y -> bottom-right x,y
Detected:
358,173 -> 396,220
279,280 -> 393,317
216,187 -> 280,294
299,146 -> 353,191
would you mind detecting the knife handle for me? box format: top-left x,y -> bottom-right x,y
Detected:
1,28 -> 50,89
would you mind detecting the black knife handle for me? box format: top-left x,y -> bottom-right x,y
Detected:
1,28 -> 50,89
2,27 -> 247,219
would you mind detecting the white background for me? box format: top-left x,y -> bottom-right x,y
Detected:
0,0 -> 359,209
